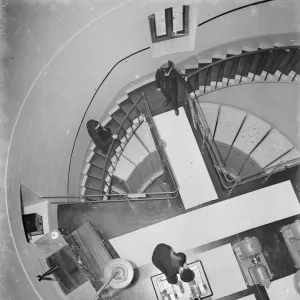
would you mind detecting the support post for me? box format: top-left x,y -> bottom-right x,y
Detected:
263,163 -> 280,184
91,271 -> 119,300
228,178 -> 240,195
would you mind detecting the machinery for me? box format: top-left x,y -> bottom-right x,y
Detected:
91,259 -> 134,300
294,270 -> 300,295
151,260 -> 212,300
281,219 -> 300,268
233,236 -> 273,288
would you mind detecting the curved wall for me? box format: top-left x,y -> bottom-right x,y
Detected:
1,0 -> 300,299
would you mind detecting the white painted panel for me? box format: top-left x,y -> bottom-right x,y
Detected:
239,296 -> 256,300
267,275 -> 299,300
198,102 -> 219,139
266,148 -> 300,173
153,107 -> 217,209
214,106 -> 246,145
198,244 -> 247,299
233,115 -> 271,154
110,181 -> 300,267
113,156 -> 135,181
251,129 -> 293,168
122,134 -> 149,165
135,122 -> 156,152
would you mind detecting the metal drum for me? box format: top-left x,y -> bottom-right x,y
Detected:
239,237 -> 262,258
251,264 -> 270,288
104,258 -> 134,289
290,220 -> 300,240
294,270 -> 300,295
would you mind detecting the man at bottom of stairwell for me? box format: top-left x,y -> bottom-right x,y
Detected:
155,60 -> 196,116
152,243 -> 195,291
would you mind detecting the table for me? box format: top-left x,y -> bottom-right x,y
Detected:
154,107 -> 217,209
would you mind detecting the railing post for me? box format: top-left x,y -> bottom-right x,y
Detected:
202,128 -> 208,150
228,178 -> 240,195
263,163 -> 280,184
128,201 -> 135,210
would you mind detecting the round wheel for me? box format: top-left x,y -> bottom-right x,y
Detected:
104,259 -> 134,289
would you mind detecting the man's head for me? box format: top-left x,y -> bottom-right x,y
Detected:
179,268 -> 195,283
170,250 -> 186,265
87,119 -> 99,130
160,60 -> 174,74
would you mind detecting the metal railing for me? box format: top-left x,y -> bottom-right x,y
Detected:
189,95 -> 300,194
42,92 -> 179,205
100,114 -> 145,195
187,45 -> 300,86
186,45 -> 300,194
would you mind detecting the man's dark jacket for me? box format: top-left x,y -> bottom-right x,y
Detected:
155,66 -> 193,97
86,119 -> 113,154
152,243 -> 182,284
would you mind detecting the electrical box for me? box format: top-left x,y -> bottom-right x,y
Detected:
22,213 -> 44,236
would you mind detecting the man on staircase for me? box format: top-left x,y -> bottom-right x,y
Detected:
86,119 -> 114,155
155,60 -> 196,116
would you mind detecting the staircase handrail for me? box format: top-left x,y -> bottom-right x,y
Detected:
189,97 -> 300,193
100,92 -> 179,199
186,45 -> 300,80
100,95 -> 145,193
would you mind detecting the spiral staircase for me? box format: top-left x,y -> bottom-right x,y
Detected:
76,43 -> 300,202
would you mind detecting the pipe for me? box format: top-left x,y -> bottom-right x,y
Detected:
90,271 -> 119,300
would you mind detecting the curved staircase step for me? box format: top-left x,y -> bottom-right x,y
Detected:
82,187 -> 104,201
286,49 -> 300,77
235,51 -> 254,81
197,102 -> 219,139
137,154 -> 156,183
268,49 -> 288,78
84,164 -> 104,180
111,176 -> 129,194
114,156 -> 135,181
104,118 -> 120,135
117,97 -> 141,121
266,148 -> 300,173
135,122 -> 156,153
126,168 -> 143,193
277,48 -> 297,76
214,106 -> 246,162
89,152 -> 106,169
110,107 -> 134,129
222,55 -> 237,85
122,135 -> 149,166
198,59 -> 212,90
185,68 -> 198,91
150,151 -> 162,172
84,176 -> 103,191
225,115 -> 271,176
249,51 -> 268,78
93,146 -> 108,157
248,129 -> 293,169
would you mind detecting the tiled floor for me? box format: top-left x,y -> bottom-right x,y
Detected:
58,82 -> 300,299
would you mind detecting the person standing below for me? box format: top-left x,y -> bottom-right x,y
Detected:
86,119 -> 114,155
152,243 -> 195,291
155,60 -> 196,116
